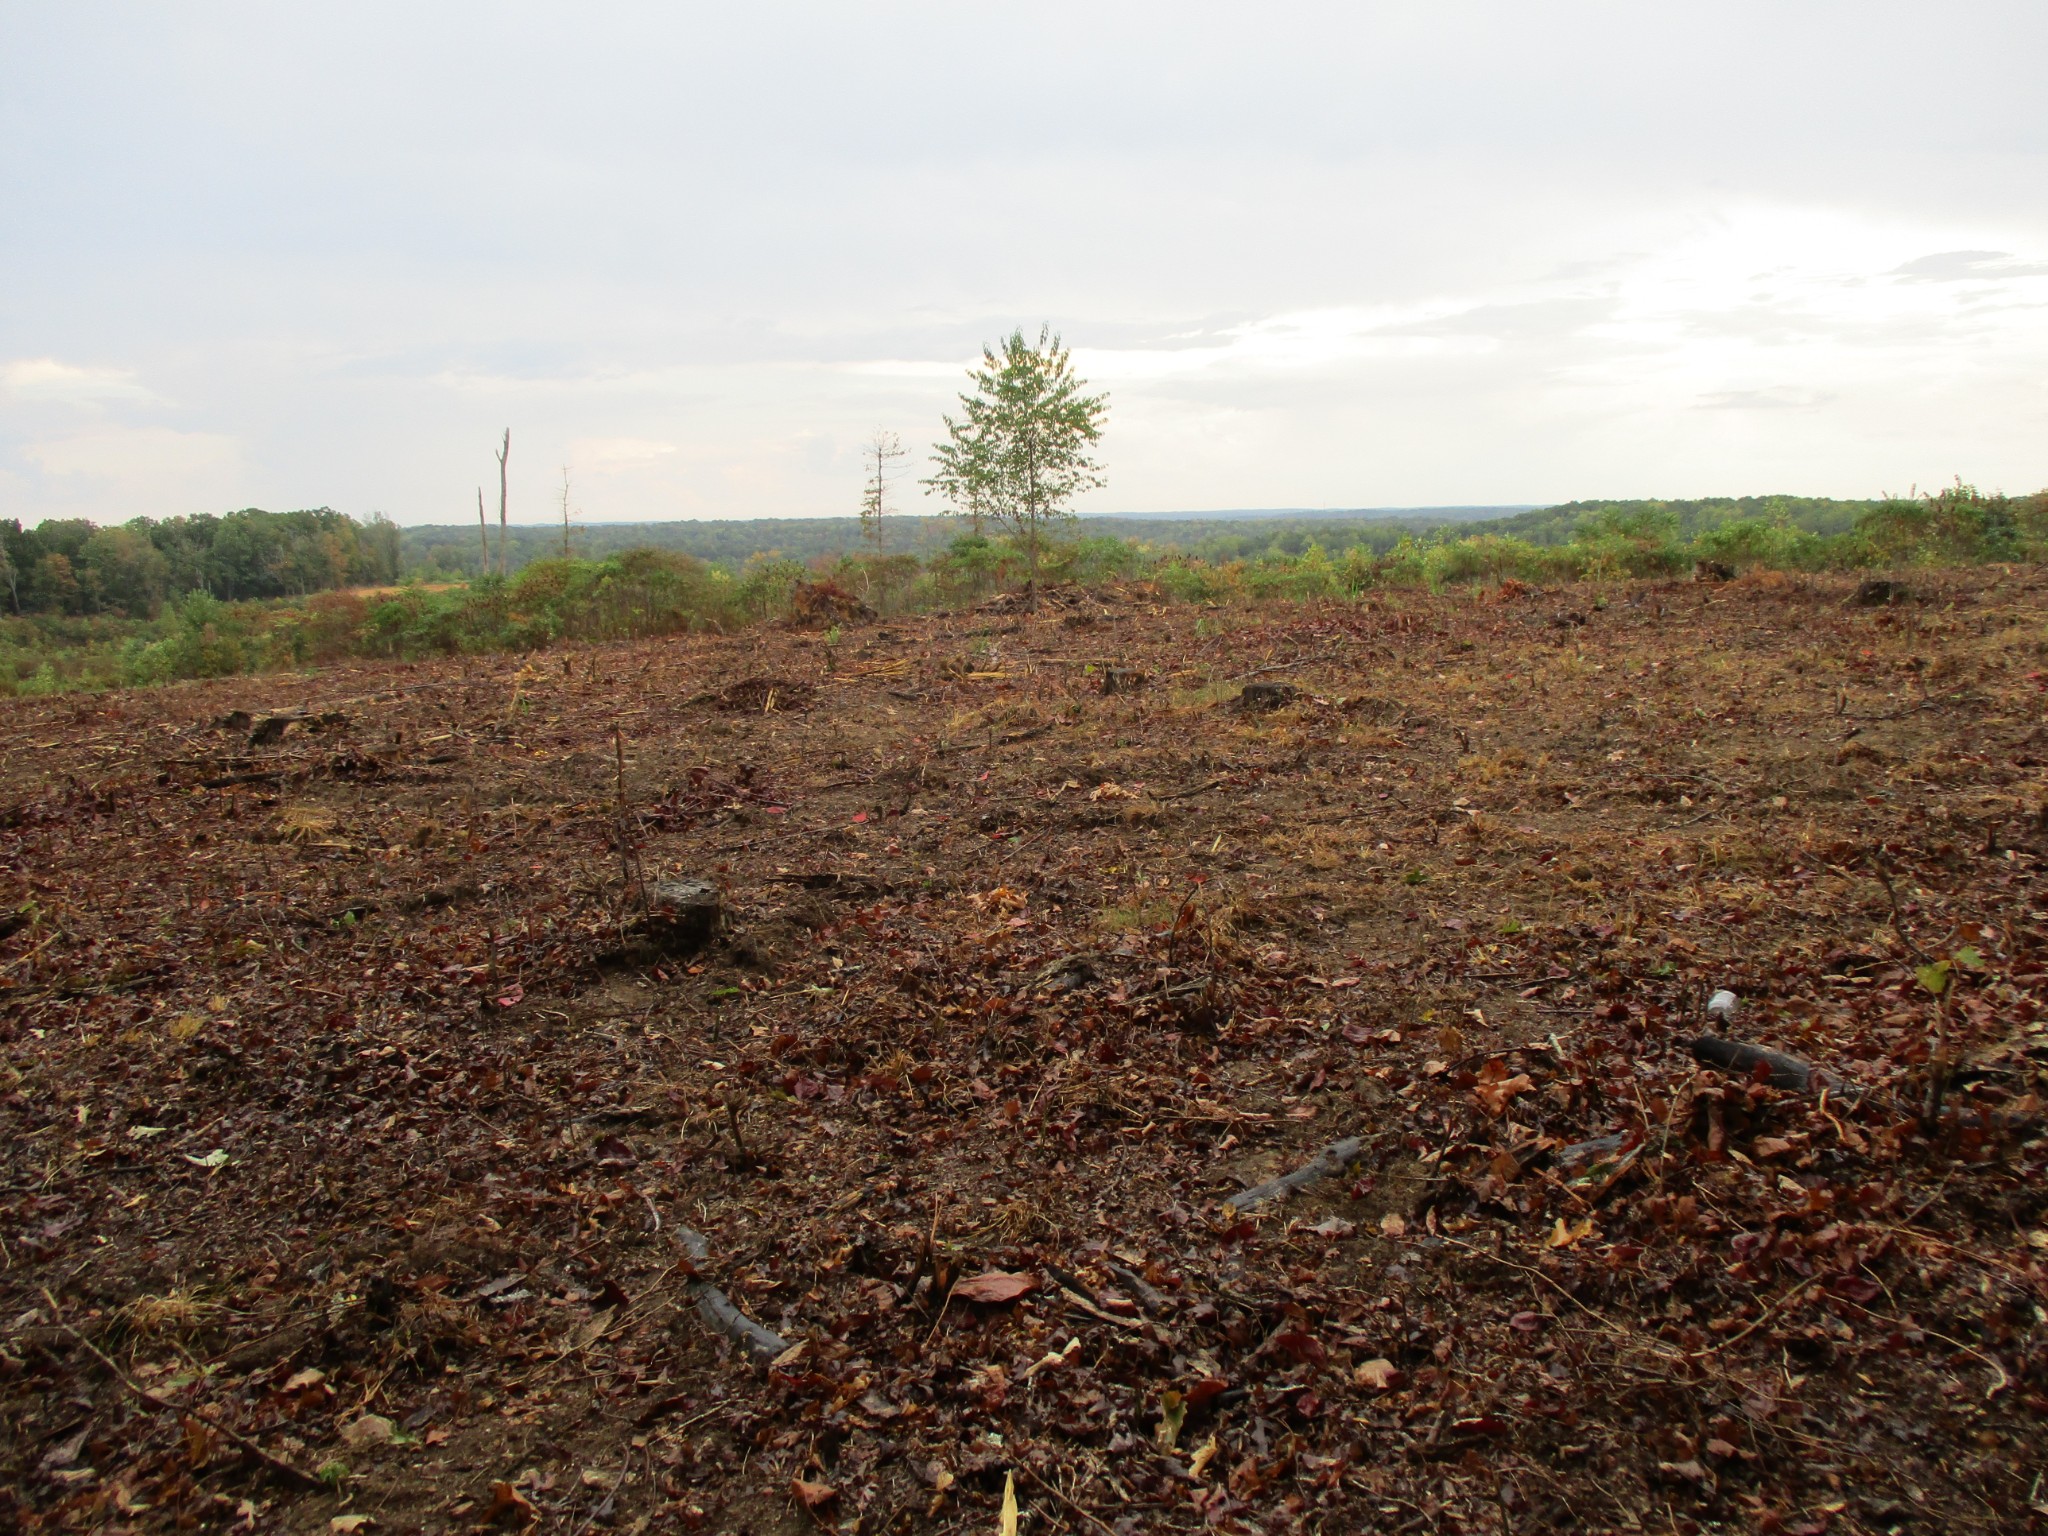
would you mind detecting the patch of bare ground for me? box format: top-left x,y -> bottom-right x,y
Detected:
3,569 -> 2046,1534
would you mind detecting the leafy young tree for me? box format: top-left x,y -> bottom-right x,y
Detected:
859,430 -> 907,548
924,326 -> 1107,584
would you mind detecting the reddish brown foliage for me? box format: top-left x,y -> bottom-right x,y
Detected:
2,570 -> 2045,1533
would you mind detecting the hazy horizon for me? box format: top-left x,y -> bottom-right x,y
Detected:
5,3 -> 2044,528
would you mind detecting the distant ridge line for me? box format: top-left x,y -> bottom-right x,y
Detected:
560,505 -> 1539,527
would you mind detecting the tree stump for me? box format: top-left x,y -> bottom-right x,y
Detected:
640,879 -> 721,954
1235,682 -> 1301,712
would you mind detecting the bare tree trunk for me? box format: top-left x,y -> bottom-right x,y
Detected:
477,487 -> 489,573
495,429 -> 511,578
1023,434 -> 1042,591
560,465 -> 573,560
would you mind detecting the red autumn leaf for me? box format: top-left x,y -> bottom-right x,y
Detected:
1269,1329 -> 1326,1366
952,1270 -> 1036,1304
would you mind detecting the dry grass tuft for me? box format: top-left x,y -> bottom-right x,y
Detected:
274,805 -> 338,843
121,1290 -> 217,1337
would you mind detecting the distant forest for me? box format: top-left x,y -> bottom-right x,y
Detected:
397,510 -> 1508,578
0,492 -> 2009,618
1,509 -> 401,616
397,497 -> 1902,577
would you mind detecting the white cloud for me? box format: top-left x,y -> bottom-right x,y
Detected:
1,357 -> 154,405
570,436 -> 678,469
1890,250 -> 2048,283
19,427 -> 244,513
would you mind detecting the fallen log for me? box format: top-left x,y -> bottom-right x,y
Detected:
1688,1036 -> 1830,1093
1225,1136 -> 1364,1213
674,1227 -> 788,1363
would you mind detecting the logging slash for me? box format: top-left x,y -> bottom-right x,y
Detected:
1688,1036 -> 1830,1093
674,1227 -> 789,1363
1225,1136 -> 1365,1213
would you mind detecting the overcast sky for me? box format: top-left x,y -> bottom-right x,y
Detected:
3,3 -> 2044,526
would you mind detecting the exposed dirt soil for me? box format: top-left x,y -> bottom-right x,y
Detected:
4,570 -> 2047,1535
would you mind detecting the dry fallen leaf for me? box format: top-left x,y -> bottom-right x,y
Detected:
1354,1358 -> 1401,1391
1547,1216 -> 1596,1249
952,1270 -> 1036,1304
790,1477 -> 837,1509
1474,1072 -> 1534,1117
483,1481 -> 536,1524
999,1471 -> 1019,1536
340,1414 -> 394,1450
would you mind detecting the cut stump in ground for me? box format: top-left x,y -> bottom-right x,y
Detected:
1235,682 -> 1302,712
639,878 -> 721,954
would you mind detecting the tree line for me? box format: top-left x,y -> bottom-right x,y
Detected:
0,508 -> 402,617
5,322 -> 2039,622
